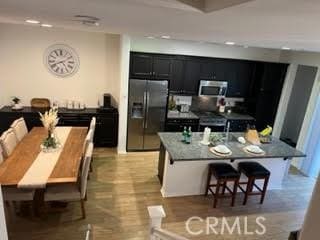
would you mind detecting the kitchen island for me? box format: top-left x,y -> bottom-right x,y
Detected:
158,132 -> 305,197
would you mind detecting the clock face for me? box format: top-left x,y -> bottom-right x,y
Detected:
45,44 -> 79,77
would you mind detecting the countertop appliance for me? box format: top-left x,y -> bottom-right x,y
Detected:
179,104 -> 190,113
198,80 -> 228,97
194,111 -> 227,132
127,79 -> 168,151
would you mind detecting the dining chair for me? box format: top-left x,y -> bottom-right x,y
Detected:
2,186 -> 35,216
44,142 -> 94,219
11,117 -> 28,142
2,187 -> 35,202
82,129 -> 93,157
0,129 -> 18,158
89,117 -> 96,137
0,145 -> 3,163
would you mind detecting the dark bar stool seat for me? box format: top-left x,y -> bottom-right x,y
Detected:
205,163 -> 240,208
238,162 -> 270,205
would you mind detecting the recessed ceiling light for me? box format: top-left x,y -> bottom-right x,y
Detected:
25,19 -> 40,24
225,41 -> 235,45
282,46 -> 291,50
94,22 -> 100,26
41,24 -> 52,28
147,36 -> 155,39
161,35 -> 171,39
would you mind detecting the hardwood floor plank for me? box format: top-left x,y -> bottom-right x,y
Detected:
5,148 -> 315,240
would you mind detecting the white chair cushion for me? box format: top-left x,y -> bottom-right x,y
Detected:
0,129 -> 18,158
44,184 -> 81,202
11,118 -> 28,142
2,188 -> 35,201
81,143 -> 93,199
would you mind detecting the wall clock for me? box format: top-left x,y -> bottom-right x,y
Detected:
44,44 -> 80,77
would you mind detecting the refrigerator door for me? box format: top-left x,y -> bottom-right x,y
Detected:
127,79 -> 147,151
143,80 -> 168,150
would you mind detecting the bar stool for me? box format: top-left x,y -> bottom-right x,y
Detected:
205,163 -> 240,208
238,162 -> 270,205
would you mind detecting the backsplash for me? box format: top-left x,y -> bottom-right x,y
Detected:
172,95 -> 192,105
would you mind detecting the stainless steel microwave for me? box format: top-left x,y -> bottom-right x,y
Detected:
198,80 -> 228,97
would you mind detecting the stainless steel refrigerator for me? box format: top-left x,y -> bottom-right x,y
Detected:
127,79 -> 168,151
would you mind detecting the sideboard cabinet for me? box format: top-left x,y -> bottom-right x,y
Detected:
0,106 -> 119,147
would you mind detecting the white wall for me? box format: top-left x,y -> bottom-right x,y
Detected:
130,36 -> 282,62
118,35 -> 131,154
0,23 -> 121,107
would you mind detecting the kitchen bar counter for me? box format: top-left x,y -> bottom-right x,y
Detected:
158,132 -> 306,197
158,132 -> 305,162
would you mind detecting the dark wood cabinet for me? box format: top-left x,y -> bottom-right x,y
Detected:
169,59 -> 184,93
130,52 -> 288,130
165,118 -> 199,132
199,59 -> 226,80
183,60 -> 201,95
130,53 -> 172,79
130,54 -> 153,78
226,60 -> 254,98
246,62 -> 288,131
153,56 -> 172,79
0,107 -> 119,147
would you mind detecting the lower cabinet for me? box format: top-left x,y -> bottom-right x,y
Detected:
165,119 -> 199,132
0,107 -> 119,147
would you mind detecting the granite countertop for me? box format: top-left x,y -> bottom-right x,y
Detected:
167,111 -> 199,120
219,112 -> 255,121
158,132 -> 306,162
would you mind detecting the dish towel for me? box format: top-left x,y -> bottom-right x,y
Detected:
18,127 -> 72,189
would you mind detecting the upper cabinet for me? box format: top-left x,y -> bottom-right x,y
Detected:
130,54 -> 153,78
130,53 -> 172,79
226,60 -> 254,98
169,58 -> 201,95
183,60 -> 201,95
199,59 -> 226,80
246,62 -> 288,130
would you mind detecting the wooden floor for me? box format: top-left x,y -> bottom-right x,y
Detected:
6,149 -> 316,240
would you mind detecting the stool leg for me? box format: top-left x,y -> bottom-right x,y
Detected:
231,178 -> 239,207
222,181 -> 227,195
260,176 -> 270,204
213,180 -> 221,208
205,168 -> 212,196
243,177 -> 253,205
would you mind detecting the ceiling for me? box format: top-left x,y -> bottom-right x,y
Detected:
0,0 -> 320,52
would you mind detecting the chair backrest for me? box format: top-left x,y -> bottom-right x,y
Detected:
80,143 -> 93,199
89,117 -> 96,139
82,129 -> 93,157
90,117 -> 96,132
11,118 -> 28,142
0,129 -> 18,158
0,145 -> 3,163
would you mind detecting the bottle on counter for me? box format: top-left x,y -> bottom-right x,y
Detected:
182,126 -> 187,142
185,126 -> 192,144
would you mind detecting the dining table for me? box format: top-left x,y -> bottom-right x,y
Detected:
0,126 -> 87,214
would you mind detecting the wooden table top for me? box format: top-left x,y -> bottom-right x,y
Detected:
0,127 -> 87,186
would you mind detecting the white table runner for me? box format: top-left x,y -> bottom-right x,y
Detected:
18,127 -> 72,189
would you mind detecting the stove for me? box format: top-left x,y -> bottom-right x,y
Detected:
194,111 -> 227,131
